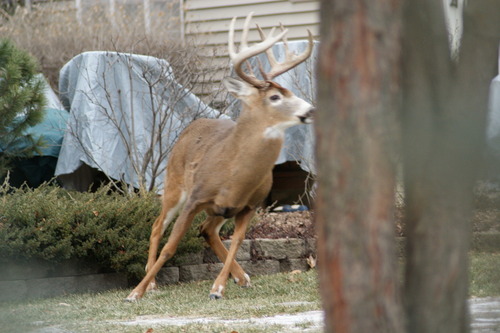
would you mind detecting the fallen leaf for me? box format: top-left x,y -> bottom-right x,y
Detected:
144,329 -> 154,333
288,270 -> 303,282
307,255 -> 317,268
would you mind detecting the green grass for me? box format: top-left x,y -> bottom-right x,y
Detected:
469,252 -> 500,297
0,251 -> 499,333
0,270 -> 321,333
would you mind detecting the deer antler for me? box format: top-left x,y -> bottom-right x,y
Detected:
228,12 -> 288,88
256,24 -> 314,81
228,13 -> 314,88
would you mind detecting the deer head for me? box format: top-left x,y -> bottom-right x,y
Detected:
224,12 -> 315,139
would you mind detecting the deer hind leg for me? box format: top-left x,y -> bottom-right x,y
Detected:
209,208 -> 255,300
144,189 -> 187,292
200,216 -> 251,287
125,199 -> 197,302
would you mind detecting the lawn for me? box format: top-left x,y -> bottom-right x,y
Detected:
1,252 -> 499,333
0,270 -> 321,333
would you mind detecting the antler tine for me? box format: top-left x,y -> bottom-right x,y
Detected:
279,23 -> 290,57
228,12 -> 288,88
240,13 -> 253,50
256,24 -> 278,69
258,27 -> 315,81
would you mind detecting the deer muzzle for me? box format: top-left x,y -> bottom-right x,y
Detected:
299,107 -> 315,124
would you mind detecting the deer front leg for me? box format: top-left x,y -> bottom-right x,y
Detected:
125,203 -> 198,302
209,208 -> 255,300
200,216 -> 251,287
144,190 -> 186,292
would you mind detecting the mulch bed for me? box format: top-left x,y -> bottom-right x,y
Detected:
247,194 -> 500,240
246,210 -> 315,239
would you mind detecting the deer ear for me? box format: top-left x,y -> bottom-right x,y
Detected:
222,77 -> 254,97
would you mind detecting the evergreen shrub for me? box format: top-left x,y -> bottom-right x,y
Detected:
0,38 -> 46,178
0,182 -> 205,279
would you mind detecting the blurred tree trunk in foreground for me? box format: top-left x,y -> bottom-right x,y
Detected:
316,0 -> 500,332
402,1 -> 500,333
315,1 -> 403,332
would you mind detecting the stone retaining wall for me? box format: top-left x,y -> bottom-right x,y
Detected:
0,238 -> 316,302
0,258 -> 128,301
2,234 -> 498,302
156,238 -> 316,285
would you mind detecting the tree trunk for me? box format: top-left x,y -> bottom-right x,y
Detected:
315,1 -> 403,332
401,1 -> 500,333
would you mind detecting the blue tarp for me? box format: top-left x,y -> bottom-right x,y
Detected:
1,108 -> 69,158
0,78 -> 68,187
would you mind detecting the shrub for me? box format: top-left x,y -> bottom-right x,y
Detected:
0,38 -> 46,178
0,182 -> 205,279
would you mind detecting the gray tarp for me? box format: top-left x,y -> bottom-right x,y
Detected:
55,51 -> 223,192
487,73 -> 500,158
55,44 -> 317,192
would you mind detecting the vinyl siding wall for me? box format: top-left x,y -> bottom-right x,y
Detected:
183,0 -> 320,99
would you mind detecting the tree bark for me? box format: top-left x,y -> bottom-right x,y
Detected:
401,1 -> 500,333
317,0 -> 500,332
315,1 -> 403,332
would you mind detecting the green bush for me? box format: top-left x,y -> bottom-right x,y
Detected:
0,38 -> 46,178
0,182 -> 205,279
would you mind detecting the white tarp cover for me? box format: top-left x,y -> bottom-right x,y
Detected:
55,51 -> 223,191
55,44 -> 317,192
487,73 -> 500,158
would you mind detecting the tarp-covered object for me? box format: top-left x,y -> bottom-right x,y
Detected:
487,73 -> 500,158
484,46 -> 500,180
0,78 -> 68,187
55,51 -> 223,192
23,80 -> 68,158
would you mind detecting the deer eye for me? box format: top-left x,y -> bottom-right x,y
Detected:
270,94 -> 281,101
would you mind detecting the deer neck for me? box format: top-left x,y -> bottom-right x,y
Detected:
228,108 -> 284,164
212,106 -> 285,198
211,108 -> 283,209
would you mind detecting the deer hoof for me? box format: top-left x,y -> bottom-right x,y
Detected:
209,293 -> 223,300
209,284 -> 224,300
242,273 -> 251,287
235,273 -> 251,287
124,291 -> 141,302
146,282 -> 158,293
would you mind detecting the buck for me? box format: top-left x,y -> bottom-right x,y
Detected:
126,12 -> 314,301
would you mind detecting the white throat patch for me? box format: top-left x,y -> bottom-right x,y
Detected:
263,121 -> 296,140
263,126 -> 285,140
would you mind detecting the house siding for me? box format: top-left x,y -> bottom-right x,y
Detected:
184,0 -> 319,47
183,0 -> 320,99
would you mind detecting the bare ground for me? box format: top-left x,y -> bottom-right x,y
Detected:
247,210 -> 315,240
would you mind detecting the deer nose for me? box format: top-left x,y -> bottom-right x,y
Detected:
299,107 -> 315,124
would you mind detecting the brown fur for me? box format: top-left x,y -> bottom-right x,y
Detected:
125,14 -> 314,301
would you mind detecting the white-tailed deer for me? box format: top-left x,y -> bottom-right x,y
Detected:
125,12 -> 314,301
